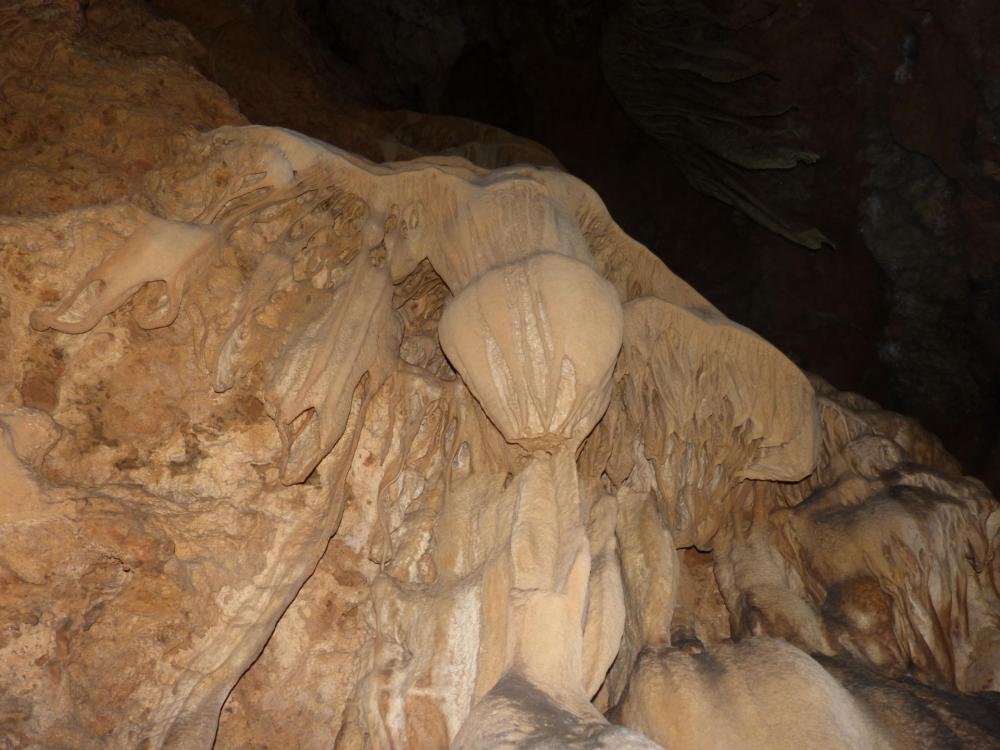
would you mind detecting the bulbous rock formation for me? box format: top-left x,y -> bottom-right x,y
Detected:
2,6 -> 999,747
5,120 -> 998,749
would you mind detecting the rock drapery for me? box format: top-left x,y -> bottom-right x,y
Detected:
2,2 -> 1000,748
288,0 -> 1000,495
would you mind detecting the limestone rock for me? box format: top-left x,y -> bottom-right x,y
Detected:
214,538 -> 373,749
1,4 -> 999,748
0,0 -> 243,216
616,638 -> 894,750
713,378 -> 1000,693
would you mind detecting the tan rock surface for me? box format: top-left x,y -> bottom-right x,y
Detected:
713,378 -> 1000,693
616,637 -> 895,750
0,0 -> 243,215
1,3 -> 999,749
214,538 -> 373,749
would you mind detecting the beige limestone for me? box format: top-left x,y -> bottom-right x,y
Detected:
713,378 -> 1000,693
615,637 -> 894,750
1,5 -> 999,748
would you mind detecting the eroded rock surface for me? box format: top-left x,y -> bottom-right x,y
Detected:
1,3 -> 999,749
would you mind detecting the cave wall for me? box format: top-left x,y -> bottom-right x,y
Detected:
283,0 -> 1000,492
1,2 -> 999,749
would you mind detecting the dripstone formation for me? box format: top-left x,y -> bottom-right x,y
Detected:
1,2 -> 998,749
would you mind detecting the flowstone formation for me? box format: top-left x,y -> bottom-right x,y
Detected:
3,120 -> 999,749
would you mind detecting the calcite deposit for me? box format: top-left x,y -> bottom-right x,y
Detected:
1,2 -> 999,749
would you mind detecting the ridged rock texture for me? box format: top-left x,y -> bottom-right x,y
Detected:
291,0 -> 1000,496
1,2 -> 999,749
